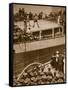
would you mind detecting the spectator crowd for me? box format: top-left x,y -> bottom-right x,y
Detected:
13,50 -> 65,86
14,8 -> 65,24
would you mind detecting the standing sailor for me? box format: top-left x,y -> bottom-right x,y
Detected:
33,13 -> 39,28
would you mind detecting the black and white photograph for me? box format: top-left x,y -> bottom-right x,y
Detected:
9,3 -> 66,87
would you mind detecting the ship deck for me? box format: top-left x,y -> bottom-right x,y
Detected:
14,20 -> 61,32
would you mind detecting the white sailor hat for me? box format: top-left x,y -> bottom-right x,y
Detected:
56,51 -> 59,54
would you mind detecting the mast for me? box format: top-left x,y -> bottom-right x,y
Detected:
24,19 -> 27,52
